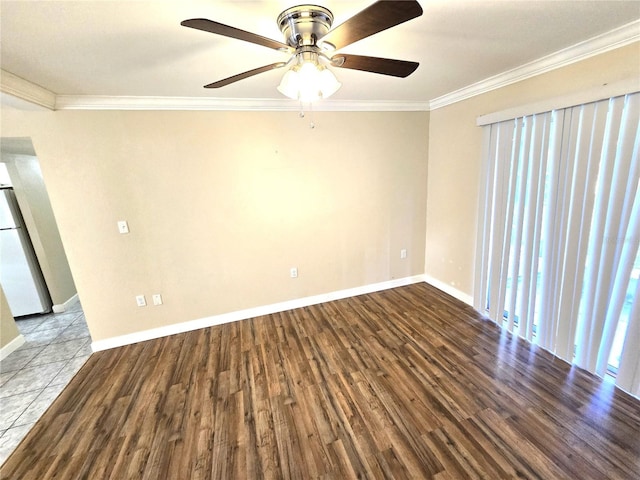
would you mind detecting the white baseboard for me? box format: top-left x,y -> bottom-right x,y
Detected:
423,275 -> 474,306
52,293 -> 79,313
91,275 -> 427,352
0,334 -> 26,361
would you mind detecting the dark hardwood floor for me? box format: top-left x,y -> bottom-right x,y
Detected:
2,283 -> 639,479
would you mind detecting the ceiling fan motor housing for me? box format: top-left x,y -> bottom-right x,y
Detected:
277,5 -> 334,48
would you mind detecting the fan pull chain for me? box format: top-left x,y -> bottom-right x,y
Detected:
308,102 -> 315,129
298,102 -> 316,129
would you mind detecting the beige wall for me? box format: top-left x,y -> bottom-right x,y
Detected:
2,154 -> 76,305
425,42 -> 640,298
0,285 -> 19,349
0,110 -> 429,341
5,43 -> 634,345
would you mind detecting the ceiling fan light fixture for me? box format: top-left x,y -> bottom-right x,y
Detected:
277,55 -> 341,102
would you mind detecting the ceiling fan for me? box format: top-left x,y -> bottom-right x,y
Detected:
181,0 -> 423,101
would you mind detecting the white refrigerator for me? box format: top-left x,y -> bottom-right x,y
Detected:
0,187 -> 52,316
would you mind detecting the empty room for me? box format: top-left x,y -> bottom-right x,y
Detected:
1,1 -> 639,478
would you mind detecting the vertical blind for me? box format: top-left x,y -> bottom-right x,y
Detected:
475,92 -> 640,397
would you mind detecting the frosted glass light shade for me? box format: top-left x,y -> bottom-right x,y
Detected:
277,62 -> 341,102
317,68 -> 341,99
277,69 -> 300,100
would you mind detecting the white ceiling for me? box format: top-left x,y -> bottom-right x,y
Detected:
1,0 -> 639,105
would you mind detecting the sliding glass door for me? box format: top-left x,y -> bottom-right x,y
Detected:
475,92 -> 640,397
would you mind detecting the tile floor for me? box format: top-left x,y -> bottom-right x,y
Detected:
0,302 -> 91,465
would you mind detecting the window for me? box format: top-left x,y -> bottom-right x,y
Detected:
475,92 -> 640,397
608,248 -> 640,373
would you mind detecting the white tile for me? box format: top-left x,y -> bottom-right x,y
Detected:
14,316 -> 47,334
33,313 -> 78,331
70,312 -> 87,325
27,338 -> 88,367
71,302 -> 83,311
0,390 -> 40,427
73,341 -> 93,358
0,307 -> 90,457
0,423 -> 34,465
0,371 -> 17,388
0,361 -> 66,398
22,327 -> 65,347
51,323 -> 90,344
13,384 -> 67,427
0,347 -> 44,374
50,355 -> 90,386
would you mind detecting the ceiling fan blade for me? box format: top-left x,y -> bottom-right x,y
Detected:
181,18 -> 291,52
332,54 -> 418,77
319,0 -> 423,50
204,62 -> 287,88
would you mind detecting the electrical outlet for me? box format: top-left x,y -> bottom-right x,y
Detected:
290,267 -> 298,278
118,220 -> 129,234
152,294 -> 163,306
400,249 -> 407,259
136,295 -> 146,307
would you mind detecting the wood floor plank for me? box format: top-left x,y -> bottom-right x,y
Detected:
2,283 -> 639,479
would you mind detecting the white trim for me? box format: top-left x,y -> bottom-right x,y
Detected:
3,23 -> 636,113
91,275 -> 427,352
52,293 -> 79,313
423,275 -> 474,306
0,70 -> 56,110
0,334 -> 26,361
430,20 -> 640,111
54,95 -> 430,112
477,79 -> 639,126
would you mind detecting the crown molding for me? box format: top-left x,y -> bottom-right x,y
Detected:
429,19 -> 640,111
3,20 -> 638,113
0,69 -> 56,110
54,95 -> 430,112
